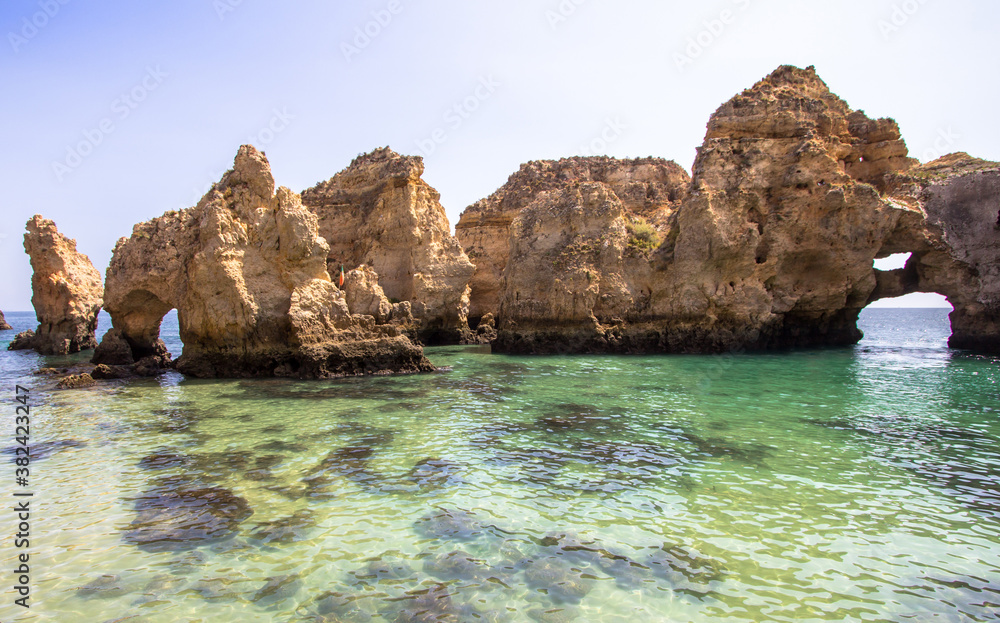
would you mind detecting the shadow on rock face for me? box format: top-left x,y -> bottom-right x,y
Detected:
123,486 -> 253,552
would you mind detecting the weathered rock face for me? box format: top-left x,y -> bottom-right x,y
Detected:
456,157 -> 690,322
0,311 -> 12,331
470,65 -> 1000,354
301,148 -> 475,344
653,64 -> 913,351
875,154 -> 1000,351
99,145 -> 434,378
8,216 -> 103,355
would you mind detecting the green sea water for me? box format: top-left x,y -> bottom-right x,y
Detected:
0,308 -> 998,622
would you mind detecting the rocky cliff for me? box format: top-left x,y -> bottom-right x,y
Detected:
461,65 -> 1000,355
301,148 -> 476,344
875,153 -> 1000,351
8,216 -> 103,355
0,311 -> 11,331
96,146 -> 434,378
456,157 -> 690,323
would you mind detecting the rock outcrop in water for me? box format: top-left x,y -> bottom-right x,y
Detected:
876,153 -> 1000,351
458,65 -> 1000,354
301,148 -> 476,344
456,157 -> 690,324
0,311 -> 11,331
97,145 -> 434,378
8,216 -> 103,355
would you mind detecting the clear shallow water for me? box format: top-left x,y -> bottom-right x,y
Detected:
0,308 -> 998,622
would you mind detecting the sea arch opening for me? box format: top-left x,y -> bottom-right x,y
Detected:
863,252 -> 955,347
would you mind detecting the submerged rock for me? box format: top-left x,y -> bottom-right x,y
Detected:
9,216 -> 103,355
76,574 -> 127,599
123,486 -> 253,551
389,583 -> 468,623
9,330 -> 36,351
56,373 -> 96,389
644,543 -> 727,593
252,574 -> 303,607
246,510 -> 316,545
423,550 -> 490,582
523,557 -> 595,603
405,458 -> 464,492
301,148 -> 476,344
413,508 -> 485,541
100,145 -> 434,378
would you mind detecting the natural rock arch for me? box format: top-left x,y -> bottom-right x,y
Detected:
94,146 -> 434,378
456,66 -> 1000,355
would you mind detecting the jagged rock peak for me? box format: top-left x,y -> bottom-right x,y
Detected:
463,156 -> 690,219
913,152 -> 1000,180
98,145 -> 434,378
9,216 -> 103,355
300,147 -> 475,344
309,147 -> 425,195
218,144 -> 276,198
699,64 -> 915,191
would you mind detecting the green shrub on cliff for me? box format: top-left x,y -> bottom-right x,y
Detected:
627,218 -> 660,252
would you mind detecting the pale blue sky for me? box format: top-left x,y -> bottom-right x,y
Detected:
2,0 -> 996,311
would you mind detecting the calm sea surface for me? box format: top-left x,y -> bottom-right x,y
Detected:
0,308 -> 997,622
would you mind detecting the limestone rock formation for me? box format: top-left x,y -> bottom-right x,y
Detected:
0,311 -> 12,331
8,216 -> 103,355
456,157 -> 690,323
98,145 -> 434,378
301,148 -> 475,344
342,265 -> 392,324
468,65 -> 1000,354
652,64 -> 913,351
875,154 -> 1000,351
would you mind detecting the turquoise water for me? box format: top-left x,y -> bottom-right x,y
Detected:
0,308 -> 998,622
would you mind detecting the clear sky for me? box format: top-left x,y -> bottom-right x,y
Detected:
2,0 -> 996,311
